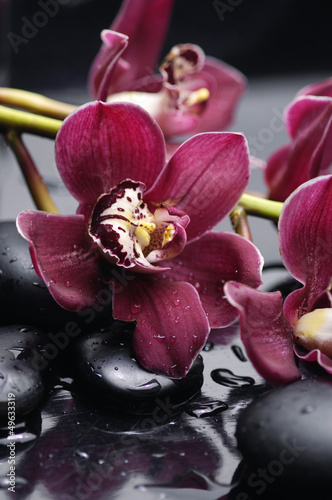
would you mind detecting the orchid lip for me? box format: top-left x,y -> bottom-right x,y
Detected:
88,179 -> 188,272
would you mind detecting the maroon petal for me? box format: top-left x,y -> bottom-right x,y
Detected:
55,101 -> 166,221
294,345 -> 332,374
89,30 -> 129,101
146,132 -> 250,242
266,96 -> 332,201
279,176 -> 332,323
16,211 -> 104,311
225,282 -> 301,385
192,57 -> 247,133
112,278 -> 210,378
166,231 -> 263,328
297,77 -> 332,98
91,0 -> 174,95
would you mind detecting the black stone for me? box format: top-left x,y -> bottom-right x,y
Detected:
0,325 -> 49,419
71,321 -> 204,413
0,220 -> 113,331
234,377 -> 332,497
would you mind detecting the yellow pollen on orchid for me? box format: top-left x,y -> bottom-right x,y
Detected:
162,224 -> 175,247
186,88 -> 210,107
134,223 -> 156,250
294,308 -> 332,357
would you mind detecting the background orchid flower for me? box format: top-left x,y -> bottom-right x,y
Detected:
225,175 -> 332,385
88,0 -> 246,149
16,101 -> 262,379
265,77 -> 332,202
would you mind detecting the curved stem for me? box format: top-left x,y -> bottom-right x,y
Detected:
0,87 -> 76,120
230,206 -> 253,241
238,192 -> 283,221
6,130 -> 59,214
0,105 -> 62,138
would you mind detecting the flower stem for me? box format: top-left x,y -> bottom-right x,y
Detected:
6,130 -> 59,214
0,105 -> 62,139
0,87 -> 76,120
238,192 -> 283,221
230,206 -> 253,241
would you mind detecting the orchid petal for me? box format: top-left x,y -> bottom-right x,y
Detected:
16,211 -> 103,311
266,96 -> 332,201
225,282 -> 301,385
294,345 -> 332,374
279,176 -> 332,323
297,77 -> 332,98
112,278 -> 210,378
146,132 -> 250,242
91,0 -> 174,95
55,101 -> 165,221
88,30 -> 129,101
166,231 -> 263,328
192,57 -> 247,133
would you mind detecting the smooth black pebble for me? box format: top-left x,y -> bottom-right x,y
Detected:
0,325 -> 49,419
71,322 -> 204,413
233,377 -> 332,497
0,220 -> 112,330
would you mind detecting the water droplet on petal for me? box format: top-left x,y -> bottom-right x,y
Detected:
173,299 -> 181,306
130,303 -> 142,314
65,281 -> 71,288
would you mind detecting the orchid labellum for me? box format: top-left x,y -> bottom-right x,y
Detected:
225,175 -> 332,385
17,101 -> 263,379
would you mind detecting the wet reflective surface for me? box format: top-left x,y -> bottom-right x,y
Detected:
0,324 -> 271,500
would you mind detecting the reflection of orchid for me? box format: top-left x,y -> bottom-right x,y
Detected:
89,0 -> 246,147
265,77 -> 332,202
225,176 -> 332,385
17,101 -> 262,379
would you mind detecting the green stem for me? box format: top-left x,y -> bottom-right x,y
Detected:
6,130 -> 59,214
0,87 -> 76,120
0,105 -> 62,139
230,206 -> 253,241
238,192 -> 283,221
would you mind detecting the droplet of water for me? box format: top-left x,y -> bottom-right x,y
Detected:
65,281 -> 71,288
301,404 -> 315,415
203,341 -> 214,352
75,450 -> 89,460
174,299 -> 181,306
211,368 -> 255,387
185,399 -> 228,418
130,303 -> 142,314
231,345 -> 247,362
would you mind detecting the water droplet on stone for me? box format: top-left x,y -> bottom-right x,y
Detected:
301,404 -> 315,414
231,345 -> 247,362
211,369 -> 255,387
75,450 -> 89,460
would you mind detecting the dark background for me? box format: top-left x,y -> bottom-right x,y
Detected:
4,0 -> 332,93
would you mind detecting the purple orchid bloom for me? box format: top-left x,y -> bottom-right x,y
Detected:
88,0 -> 246,148
16,101 -> 263,379
225,175 -> 332,385
265,77 -> 332,202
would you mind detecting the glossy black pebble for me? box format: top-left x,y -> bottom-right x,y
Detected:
0,220 -> 112,330
0,325 -> 49,419
72,322 -> 204,413
236,378 -> 332,489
